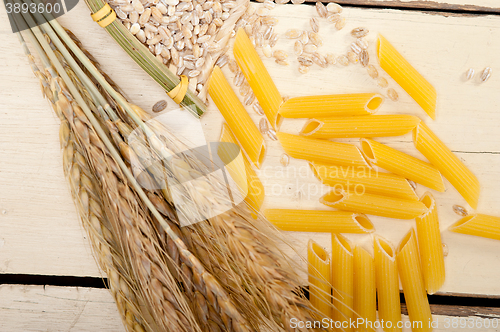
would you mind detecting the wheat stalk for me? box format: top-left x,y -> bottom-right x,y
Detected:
14,8 -> 255,332
14,27 -> 153,332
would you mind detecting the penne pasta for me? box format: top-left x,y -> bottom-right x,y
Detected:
331,234 -> 354,332
397,229 -> 433,332
353,246 -> 376,332
413,122 -> 480,209
277,132 -> 368,167
300,115 -> 420,139
310,162 -> 418,201
263,209 -> 374,233
219,123 -> 265,215
374,236 -> 402,332
233,28 -> 283,129
449,213 -> 500,241
377,34 -> 437,119
321,190 -> 428,220
415,192 -> 445,294
209,66 -> 266,168
308,240 -> 332,317
279,93 -> 383,118
361,138 -> 445,192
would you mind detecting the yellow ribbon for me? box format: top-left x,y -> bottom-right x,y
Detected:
167,75 -> 189,104
91,3 -> 116,28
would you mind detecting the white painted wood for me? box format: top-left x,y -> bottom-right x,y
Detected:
1,285 -> 499,331
333,0 -> 500,12
0,0 -> 499,302
0,285 -> 125,331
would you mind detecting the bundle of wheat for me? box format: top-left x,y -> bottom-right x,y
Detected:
10,5 -> 333,331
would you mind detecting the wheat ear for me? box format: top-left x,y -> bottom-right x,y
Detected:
14,27 -> 153,332
21,10 -> 253,331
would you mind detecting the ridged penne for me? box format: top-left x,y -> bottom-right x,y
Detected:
233,29 -> 283,129
209,66 -> 266,168
374,236 -> 402,332
331,234 -> 354,332
353,246 -> 376,332
310,162 -> 418,201
413,122 -> 480,209
449,213 -> 500,241
263,209 -> 374,233
277,132 -> 368,167
219,123 -> 265,214
397,229 -> 433,332
377,34 -> 437,119
321,190 -> 428,220
279,93 -> 383,118
300,115 -> 420,139
415,192 -> 445,294
308,240 -> 332,317
361,138 -> 445,192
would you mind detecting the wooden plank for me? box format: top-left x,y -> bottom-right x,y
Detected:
1,285 -> 499,331
317,0 -> 500,14
0,285 -> 125,331
1,1 -> 500,298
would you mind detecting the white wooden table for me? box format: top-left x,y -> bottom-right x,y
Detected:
1,0 -> 500,330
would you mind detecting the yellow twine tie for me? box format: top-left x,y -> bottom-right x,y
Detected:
167,75 -> 189,104
91,3 -> 116,28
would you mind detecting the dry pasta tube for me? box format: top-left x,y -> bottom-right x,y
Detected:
209,66 -> 266,168
353,246 -> 376,332
308,240 -> 332,318
263,209 -> 374,233
361,138 -> 445,192
331,234 -> 354,332
377,34 -> 437,119
219,123 -> 265,215
277,132 -> 368,167
233,28 -> 283,129
279,93 -> 383,118
301,115 -> 420,139
413,122 -> 480,209
374,236 -> 402,332
321,190 -> 428,220
449,213 -> 500,241
397,229 -> 433,332
415,192 -> 445,294
310,162 -> 418,201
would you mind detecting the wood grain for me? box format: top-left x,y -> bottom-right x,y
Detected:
0,285 -> 125,331
0,0 -> 499,301
314,0 -> 500,14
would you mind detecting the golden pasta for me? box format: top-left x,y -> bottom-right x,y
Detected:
353,246 -> 376,332
277,132 -> 368,167
233,28 -> 283,129
321,190 -> 428,220
377,34 -> 437,119
209,66 -> 266,168
374,236 -> 402,332
310,162 -> 418,201
415,192 -> 445,294
279,93 -> 384,118
413,122 -> 480,209
361,138 -> 445,192
308,240 -> 332,317
331,234 -> 354,332
397,229 -> 433,332
300,115 -> 420,139
219,123 -> 265,214
449,213 -> 500,241
263,209 -> 375,233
